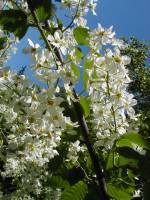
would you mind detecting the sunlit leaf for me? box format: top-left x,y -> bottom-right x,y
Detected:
83,57 -> 94,69
107,183 -> 132,200
79,96 -> 90,117
73,27 -> 90,45
71,63 -> 80,78
116,132 -> 150,150
75,47 -> 83,60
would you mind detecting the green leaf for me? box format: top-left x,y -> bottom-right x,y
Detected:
105,152 -> 114,170
73,27 -> 90,45
117,155 -> 138,168
35,1 -> 55,22
0,10 -> 28,39
107,183 -> 132,200
27,0 -> 55,22
116,147 -> 142,160
0,152 -> 5,162
83,57 -> 94,69
36,6 -> 49,22
79,96 -> 90,117
116,132 -> 150,150
116,139 -> 135,149
70,63 -> 80,78
83,70 -> 89,89
105,152 -> 138,170
60,181 -> 88,200
47,176 -> 70,189
0,36 -> 7,50
75,47 -> 83,60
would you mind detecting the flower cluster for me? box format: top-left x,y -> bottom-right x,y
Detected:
0,67 -> 75,197
67,140 -> 85,163
85,24 -> 137,148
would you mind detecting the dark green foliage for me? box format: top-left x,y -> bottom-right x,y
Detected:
27,0 -> 56,23
85,184 -> 100,200
0,36 -> 7,50
34,0 -> 56,22
121,38 -> 150,137
120,38 -> 150,198
47,176 -> 70,189
0,10 -> 28,39
60,181 -> 88,200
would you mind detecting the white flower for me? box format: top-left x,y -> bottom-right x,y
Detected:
28,39 -> 40,50
89,0 -> 97,15
0,104 -> 7,113
23,39 -> 40,54
67,140 -> 85,163
4,108 -> 17,123
48,31 -> 67,55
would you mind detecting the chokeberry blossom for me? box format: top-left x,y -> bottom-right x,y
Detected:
0,0 -> 138,199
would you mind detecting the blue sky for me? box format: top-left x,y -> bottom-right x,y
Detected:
5,0 -> 150,78
92,0 -> 150,40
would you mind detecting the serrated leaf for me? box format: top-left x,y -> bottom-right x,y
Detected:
79,96 -> 90,117
107,183 -> 132,200
70,63 -> 80,78
73,27 -> 90,45
60,181 -> 88,200
116,132 -> 150,150
0,10 -> 28,39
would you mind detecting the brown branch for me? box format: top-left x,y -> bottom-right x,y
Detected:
72,93 -> 109,199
